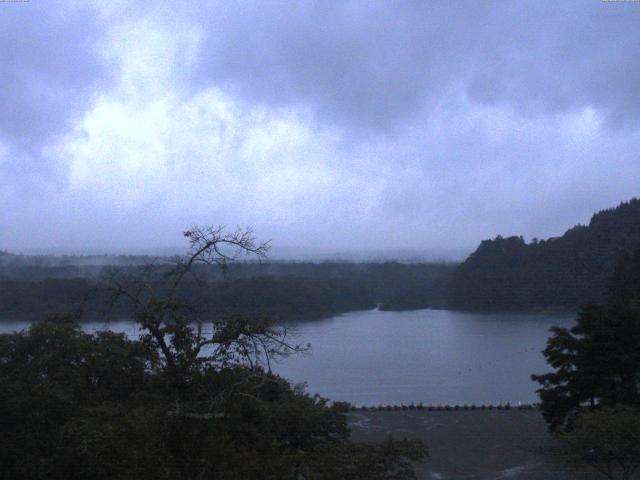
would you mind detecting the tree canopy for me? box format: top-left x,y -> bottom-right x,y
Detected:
532,249 -> 640,431
532,304 -> 640,431
0,226 -> 427,479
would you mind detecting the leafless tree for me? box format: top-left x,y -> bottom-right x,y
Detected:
102,225 -> 305,376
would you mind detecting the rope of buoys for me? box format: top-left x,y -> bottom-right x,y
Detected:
349,402 -> 540,412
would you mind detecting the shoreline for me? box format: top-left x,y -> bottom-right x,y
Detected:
348,409 -> 600,480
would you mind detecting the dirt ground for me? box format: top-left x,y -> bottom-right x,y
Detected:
347,409 -> 603,480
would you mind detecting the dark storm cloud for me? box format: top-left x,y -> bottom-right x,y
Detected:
0,2 -> 108,154
194,1 -> 640,132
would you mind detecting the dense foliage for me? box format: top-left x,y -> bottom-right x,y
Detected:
532,250 -> 640,431
0,317 -> 426,479
559,406 -> 640,480
531,304 -> 640,431
0,227 -> 427,479
451,199 -> 640,311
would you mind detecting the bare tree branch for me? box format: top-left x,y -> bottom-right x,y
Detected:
100,225 -> 305,380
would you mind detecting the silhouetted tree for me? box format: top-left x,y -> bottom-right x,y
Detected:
532,251 -> 640,432
532,305 -> 640,431
0,226 -> 427,480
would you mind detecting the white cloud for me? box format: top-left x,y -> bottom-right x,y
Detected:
50,18 -> 385,250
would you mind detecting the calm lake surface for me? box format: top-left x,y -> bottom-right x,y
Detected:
0,308 -> 575,405
277,309 -> 575,405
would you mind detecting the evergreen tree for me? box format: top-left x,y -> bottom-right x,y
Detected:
532,250 -> 640,431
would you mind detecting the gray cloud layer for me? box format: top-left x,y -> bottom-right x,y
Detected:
0,3 -> 109,153
195,1 -> 640,131
1,1 -> 639,257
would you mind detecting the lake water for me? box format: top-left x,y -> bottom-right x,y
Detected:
277,308 -> 575,405
0,308 -> 575,405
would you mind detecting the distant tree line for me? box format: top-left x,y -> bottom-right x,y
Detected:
4,198 -> 640,319
0,261 -> 455,322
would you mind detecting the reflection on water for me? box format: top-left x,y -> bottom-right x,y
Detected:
0,308 -> 575,405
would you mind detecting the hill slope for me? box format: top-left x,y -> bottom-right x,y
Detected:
450,199 -> 640,310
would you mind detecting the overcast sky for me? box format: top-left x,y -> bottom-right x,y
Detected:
1,1 -> 639,259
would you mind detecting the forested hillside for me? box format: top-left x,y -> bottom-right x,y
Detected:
450,199 -> 640,311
